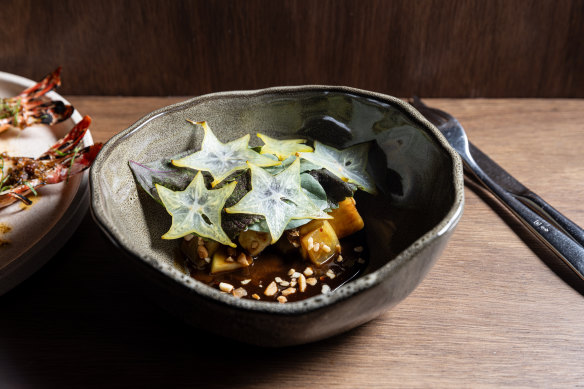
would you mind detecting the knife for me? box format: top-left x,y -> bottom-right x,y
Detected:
469,143 -> 584,248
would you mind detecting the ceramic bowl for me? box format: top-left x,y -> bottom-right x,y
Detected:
90,86 -> 464,346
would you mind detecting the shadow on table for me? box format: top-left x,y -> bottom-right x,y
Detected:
464,175 -> 584,296
0,213 -> 366,388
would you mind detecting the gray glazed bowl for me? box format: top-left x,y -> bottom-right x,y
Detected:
90,86 -> 464,347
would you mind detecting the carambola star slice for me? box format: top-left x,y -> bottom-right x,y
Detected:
225,158 -> 331,243
172,121 -> 279,187
156,171 -> 237,247
298,141 -> 377,194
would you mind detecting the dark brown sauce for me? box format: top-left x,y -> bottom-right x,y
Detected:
183,233 -> 368,302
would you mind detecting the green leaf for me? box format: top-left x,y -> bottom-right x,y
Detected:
129,150 -> 197,204
172,121 -> 279,187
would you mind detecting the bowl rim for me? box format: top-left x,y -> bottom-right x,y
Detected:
90,85 -> 464,315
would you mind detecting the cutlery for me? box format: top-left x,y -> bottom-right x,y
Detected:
410,97 -> 584,280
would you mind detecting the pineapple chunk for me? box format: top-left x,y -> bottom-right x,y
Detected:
211,246 -> 250,274
299,220 -> 340,266
238,230 -> 271,256
327,197 -> 364,239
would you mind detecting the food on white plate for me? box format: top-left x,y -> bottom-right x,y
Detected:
130,121 -> 377,302
0,67 -> 74,134
0,115 -> 103,208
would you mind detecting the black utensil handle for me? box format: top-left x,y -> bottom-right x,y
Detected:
517,191 -> 584,248
472,168 -> 584,279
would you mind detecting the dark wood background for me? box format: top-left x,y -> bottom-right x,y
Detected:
1,0 -> 583,97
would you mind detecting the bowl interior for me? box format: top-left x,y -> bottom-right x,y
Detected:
92,88 -> 458,302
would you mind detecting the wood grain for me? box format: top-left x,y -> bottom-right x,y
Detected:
1,0 -> 582,97
0,98 -> 583,388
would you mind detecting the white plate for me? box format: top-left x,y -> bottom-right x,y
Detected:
0,70 -> 93,295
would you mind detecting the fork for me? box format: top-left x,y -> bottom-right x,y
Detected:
410,97 -> 584,280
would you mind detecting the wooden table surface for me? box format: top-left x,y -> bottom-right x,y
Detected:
1,97 -> 583,388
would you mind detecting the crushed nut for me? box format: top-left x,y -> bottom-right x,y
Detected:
281,287 -> 296,296
252,293 -> 260,300
306,277 -> 317,286
298,274 -> 307,292
358,257 -> 366,264
313,242 -> 320,252
232,287 -> 248,298
197,245 -> 209,259
241,279 -> 251,285
354,246 -> 364,253
326,269 -> 336,279
288,269 -> 296,276
279,280 -> 290,287
335,244 -> 341,252
291,272 -> 301,279
277,296 -> 288,304
303,267 -> 314,276
275,277 -> 283,283
290,280 -> 297,287
204,257 -> 211,264
321,284 -> 331,294
237,252 -> 250,266
321,244 -> 331,253
307,237 -> 314,250
337,255 -> 343,263
219,282 -> 234,293
264,281 -> 278,296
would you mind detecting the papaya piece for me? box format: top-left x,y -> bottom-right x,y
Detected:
327,197 -> 364,239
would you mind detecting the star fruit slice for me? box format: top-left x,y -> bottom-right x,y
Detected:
298,141 -> 377,194
257,133 -> 313,160
172,121 -> 279,187
225,158 -> 331,243
156,171 -> 237,247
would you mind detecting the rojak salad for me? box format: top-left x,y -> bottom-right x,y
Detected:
130,120 -> 378,303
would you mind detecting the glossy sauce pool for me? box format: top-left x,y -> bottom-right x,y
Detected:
183,232 -> 368,302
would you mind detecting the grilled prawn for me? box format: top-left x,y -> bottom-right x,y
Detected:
0,115 -> 102,209
0,67 -> 74,133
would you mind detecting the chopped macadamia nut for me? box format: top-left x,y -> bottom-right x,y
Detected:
282,287 -> 296,296
252,293 -> 261,300
306,277 -> 317,286
219,282 -> 234,293
303,267 -> 314,276
277,296 -> 288,304
298,274 -> 307,292
264,281 -> 278,296
197,245 -> 209,259
233,287 -> 248,298
354,246 -> 364,253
